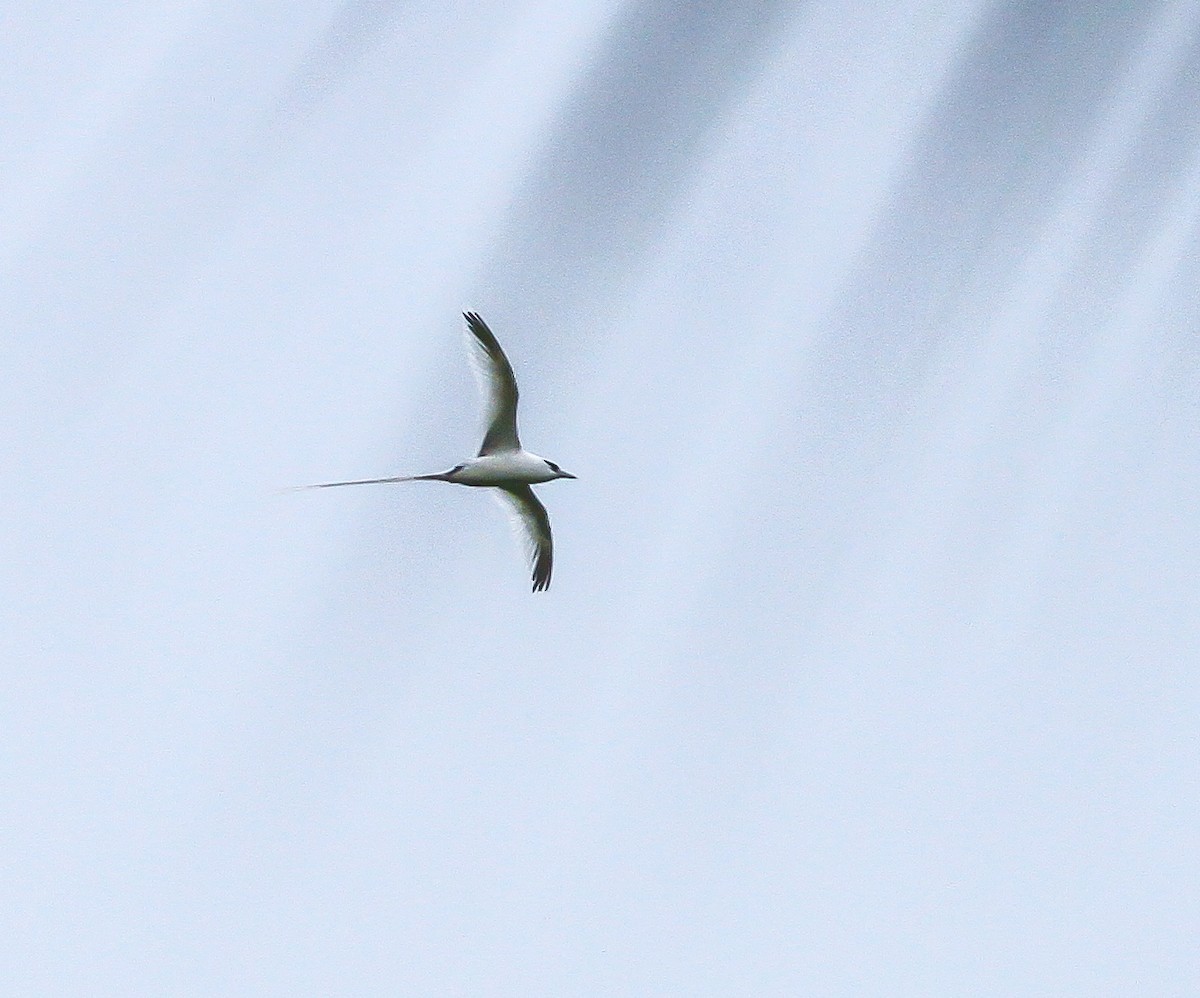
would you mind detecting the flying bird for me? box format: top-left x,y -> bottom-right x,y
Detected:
302,312 -> 575,592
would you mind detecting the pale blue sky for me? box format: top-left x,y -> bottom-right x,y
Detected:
3,1 -> 1198,993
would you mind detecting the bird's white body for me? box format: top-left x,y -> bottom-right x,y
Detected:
448,451 -> 563,486
302,312 -> 574,591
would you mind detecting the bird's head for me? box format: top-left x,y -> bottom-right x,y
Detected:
543,460 -> 577,480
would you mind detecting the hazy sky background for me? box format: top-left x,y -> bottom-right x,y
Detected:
4,1 -> 1198,993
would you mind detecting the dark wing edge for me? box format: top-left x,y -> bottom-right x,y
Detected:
497,485 -> 553,592
463,311 -> 521,455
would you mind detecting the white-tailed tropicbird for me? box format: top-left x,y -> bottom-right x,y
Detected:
303,312 -> 575,592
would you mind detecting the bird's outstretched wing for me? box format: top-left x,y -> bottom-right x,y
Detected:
496,485 -> 553,592
464,311 -> 521,455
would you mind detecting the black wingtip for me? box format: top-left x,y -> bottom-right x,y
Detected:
531,551 -> 552,592
463,310 -> 486,338
464,311 -> 506,367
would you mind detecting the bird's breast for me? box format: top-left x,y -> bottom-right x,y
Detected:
454,452 -> 555,485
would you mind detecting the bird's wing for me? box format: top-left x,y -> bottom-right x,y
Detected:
495,485 -> 553,592
464,311 -> 521,455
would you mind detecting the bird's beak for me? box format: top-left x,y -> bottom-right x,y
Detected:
561,471 -> 577,479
